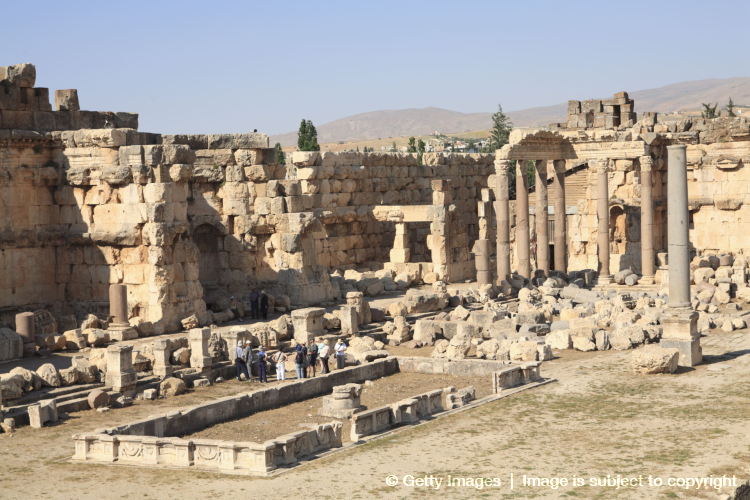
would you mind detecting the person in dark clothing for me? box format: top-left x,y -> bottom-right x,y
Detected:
307,340 -> 318,377
260,290 -> 270,320
249,290 -> 259,319
294,342 -> 307,379
234,341 -> 250,380
257,346 -> 268,383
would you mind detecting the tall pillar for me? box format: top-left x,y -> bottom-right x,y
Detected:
639,155 -> 655,284
494,158 -> 511,282
189,328 -> 213,371
109,284 -> 128,327
515,160 -> 531,278
552,159 -> 567,272
661,144 -> 701,366
534,159 -> 549,275
595,159 -> 612,285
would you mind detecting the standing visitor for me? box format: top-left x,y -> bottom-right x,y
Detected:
294,342 -> 307,379
335,339 -> 347,370
243,341 -> 254,380
318,339 -> 330,374
307,340 -> 318,377
234,341 -> 249,380
273,349 -> 287,381
257,346 -> 268,383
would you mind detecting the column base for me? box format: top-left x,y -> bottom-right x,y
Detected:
476,270 -> 492,285
660,338 -> 702,367
107,325 -> 138,341
597,275 -> 612,286
638,275 -> 655,285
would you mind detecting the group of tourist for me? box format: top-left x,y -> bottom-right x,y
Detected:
248,289 -> 271,320
233,338 -> 348,383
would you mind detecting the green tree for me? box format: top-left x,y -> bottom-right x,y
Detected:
407,136 -> 417,153
701,103 -> 718,119
726,97 -> 737,117
417,139 -> 426,165
389,142 -> 397,152
486,104 -> 513,152
297,119 -> 320,151
274,142 -> 286,165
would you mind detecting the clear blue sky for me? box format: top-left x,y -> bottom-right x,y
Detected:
3,0 -> 747,135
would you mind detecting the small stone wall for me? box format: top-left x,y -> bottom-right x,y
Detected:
73,421 -> 342,475
350,386 -> 467,441
395,355 -> 511,376
492,361 -> 542,392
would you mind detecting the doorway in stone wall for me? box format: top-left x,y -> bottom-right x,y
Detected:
193,223 -> 224,310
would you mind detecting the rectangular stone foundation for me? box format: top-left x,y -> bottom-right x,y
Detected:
660,338 -> 702,367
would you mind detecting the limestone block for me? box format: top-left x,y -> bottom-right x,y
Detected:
160,377 -> 187,397
28,399 -> 58,428
36,363 -> 61,387
631,346 -> 679,374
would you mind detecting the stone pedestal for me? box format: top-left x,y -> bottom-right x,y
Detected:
189,328 -> 212,371
534,160 -> 549,275
346,291 -> 371,325
104,345 -> 137,393
515,160 -> 531,278
339,305 -> 359,335
661,309 -> 702,366
389,222 -> 411,263
291,307 -> 325,344
152,338 -> 173,379
28,399 -> 58,428
319,383 -> 364,418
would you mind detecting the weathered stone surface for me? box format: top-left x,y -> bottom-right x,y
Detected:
159,377 -> 187,397
87,388 -> 110,409
631,346 -> 679,374
36,363 -> 61,387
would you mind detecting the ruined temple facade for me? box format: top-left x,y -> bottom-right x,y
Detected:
0,64 -> 491,334
489,92 -> 750,284
3,64 -> 750,336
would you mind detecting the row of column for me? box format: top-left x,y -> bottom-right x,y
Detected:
493,155 -> 656,285
494,159 -> 567,281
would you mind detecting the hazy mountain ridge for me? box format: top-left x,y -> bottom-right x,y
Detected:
271,77 -> 750,146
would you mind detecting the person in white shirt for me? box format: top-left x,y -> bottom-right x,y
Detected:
273,350 -> 287,381
334,339 -> 347,370
234,341 -> 249,380
318,339 -> 330,374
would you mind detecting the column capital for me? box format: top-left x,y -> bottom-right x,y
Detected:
589,158 -> 610,173
493,158 -> 511,173
640,155 -> 653,172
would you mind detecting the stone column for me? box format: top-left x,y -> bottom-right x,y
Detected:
189,328 -> 212,371
104,345 -> 137,393
552,159 -> 567,272
594,159 -> 612,285
109,284 -> 128,326
534,159 -> 549,275
389,222 -> 410,264
472,239 -> 492,285
639,155 -> 656,284
152,339 -> 173,379
15,312 -> 35,342
494,158 -> 511,282
515,160 -> 531,278
340,305 -> 359,335
661,144 -> 701,366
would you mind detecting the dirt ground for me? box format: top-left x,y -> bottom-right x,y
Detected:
188,372 -> 491,443
1,328 -> 749,499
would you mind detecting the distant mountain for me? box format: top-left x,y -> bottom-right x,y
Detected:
271,77 -> 750,146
